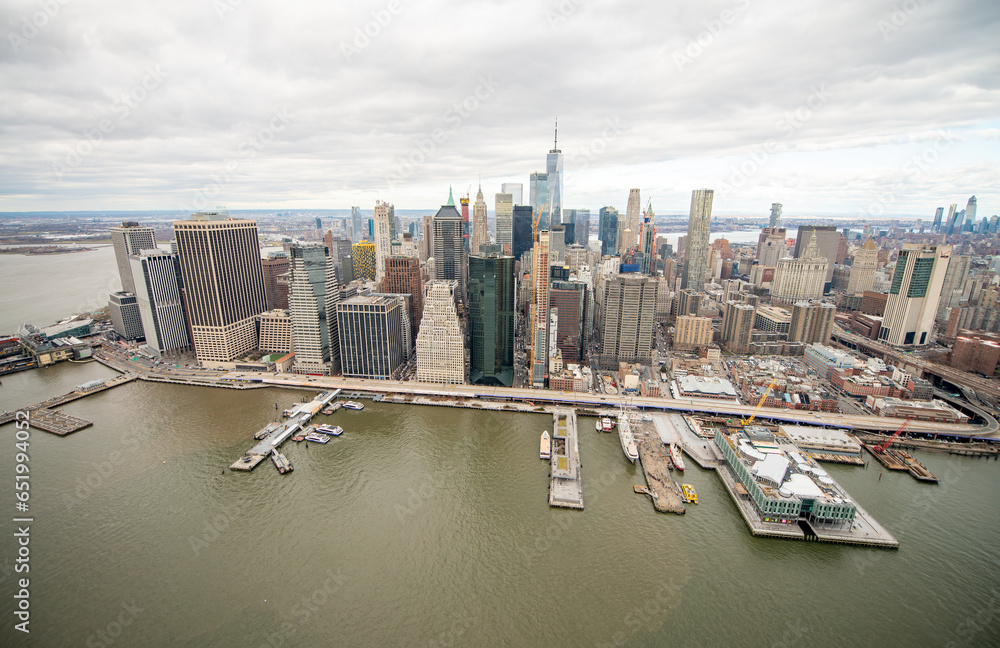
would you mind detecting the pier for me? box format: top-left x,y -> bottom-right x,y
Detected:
229,389 -> 340,472
548,410 -> 583,509
0,372 -> 137,434
635,434 -> 686,514
863,444 -> 939,483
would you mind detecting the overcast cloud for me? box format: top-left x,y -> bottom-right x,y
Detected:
1,0 -> 998,217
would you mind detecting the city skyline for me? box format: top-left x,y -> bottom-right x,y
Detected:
1,2 -> 997,215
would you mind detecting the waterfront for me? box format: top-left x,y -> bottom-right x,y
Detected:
2,363 -> 1000,646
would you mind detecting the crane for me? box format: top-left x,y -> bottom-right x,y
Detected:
741,379 -> 777,426
875,416 -> 914,453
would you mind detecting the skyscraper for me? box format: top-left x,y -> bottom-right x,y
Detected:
793,225 -> 839,289
771,232 -> 827,303
598,206 -> 619,257
721,301 -> 755,354
573,208 -> 591,249
965,196 -> 977,233
373,200 -> 393,283
879,244 -> 951,346
289,243 -> 341,375
350,206 -> 364,243
618,189 -> 641,255
511,205 -> 534,261
468,253 -> 515,386
529,172 -> 549,233
756,227 -> 787,268
460,192 -> 471,254
472,184 -> 488,255
530,231 -> 550,388
546,123 -> 563,233
788,301 -> 835,344
847,237 -> 878,293
494,192 -> 513,254
501,182 -> 523,206
262,253 -> 290,311
352,241 -> 376,281
936,254 -> 971,321
549,278 -> 588,363
337,295 -> 405,379
932,207 -> 944,233
129,250 -> 190,356
421,214 -> 434,261
379,256 -> 423,335
173,212 -> 267,364
433,189 -> 467,303
416,281 -> 466,384
110,222 -> 156,294
769,203 -> 783,228
681,189 -> 713,292
597,273 -> 658,367
945,204 -> 959,234
639,204 -> 656,275
108,292 -> 144,341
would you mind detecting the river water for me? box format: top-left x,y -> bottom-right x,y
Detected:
2,240 -> 1000,647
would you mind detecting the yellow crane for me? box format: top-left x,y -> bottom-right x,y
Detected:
741,379 -> 777,426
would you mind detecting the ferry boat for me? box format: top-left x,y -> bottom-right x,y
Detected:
669,443 -> 685,471
343,401 -> 364,410
681,484 -> 698,504
271,450 -> 293,474
619,417 -> 638,464
304,432 -> 329,444
315,424 -> 343,436
601,417 -> 613,432
540,431 -> 551,460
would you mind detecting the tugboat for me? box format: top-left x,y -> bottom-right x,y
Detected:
271,449 -> 293,474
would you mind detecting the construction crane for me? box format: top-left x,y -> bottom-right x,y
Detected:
741,379 -> 777,426
875,416 -> 914,453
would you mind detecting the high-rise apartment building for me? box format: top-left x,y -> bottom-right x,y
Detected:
501,182 -> 523,206
337,294 -> 405,379
529,172 -> 549,232
597,273 -> 658,367
110,222 -> 156,294
599,206 -> 619,257
936,254 -> 971,321
879,244 -> 951,346
673,315 -> 712,350
173,213 -> 267,364
433,190 -> 467,303
289,244 -> 341,375
262,253 -> 290,311
847,237 -> 878,294
494,192 -> 514,254
379,256 -> 423,335
530,232 -> 551,388
681,189 -> 713,292
769,203 -> 783,228
373,200 -> 393,283
788,301 -> 835,344
618,189 -> 641,255
129,250 -> 191,355
352,241 -> 376,281
720,301 -> 755,354
416,281 -> 466,384
472,184 -> 488,255
944,204 -> 958,235
469,254 -> 516,386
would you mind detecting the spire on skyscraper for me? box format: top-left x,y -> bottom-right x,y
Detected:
551,118 -> 559,153
447,186 -> 455,206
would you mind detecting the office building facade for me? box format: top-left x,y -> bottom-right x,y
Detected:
416,281 -> 466,384
681,189 -> 713,292
129,250 -> 191,355
469,254 -> 516,386
289,244 -> 341,375
337,295 -> 405,379
879,244 -> 951,346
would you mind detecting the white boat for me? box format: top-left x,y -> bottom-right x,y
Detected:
619,416 -> 638,464
669,443 -> 685,471
343,401 -> 364,410
601,417 -> 613,432
540,431 -> 551,460
304,432 -> 329,444
596,420 -> 603,432
315,424 -> 343,437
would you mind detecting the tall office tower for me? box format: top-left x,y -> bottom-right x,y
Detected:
129,250 -> 191,355
337,294 -> 405,379
597,273 -> 658,367
944,204 -> 958,234
617,189 -> 642,255
351,241 -> 377,281
108,292 -> 144,341
416,281 -> 466,384
549,278 -> 588,363
769,203 -> 783,228
793,225 -> 839,290
460,192 -> 471,254
110,221 -> 157,293
530,232 -> 551,388
173,213 -> 267,364
720,301 -> 755,354
529,172 -> 549,233
379,256 -> 423,336
673,315 -> 713,350
573,209 -> 591,249
639,205 -> 656,275
262,253 -> 290,311
847,237 -> 878,293
276,273 -> 291,309
433,190 -> 467,303
421,214 -> 434,261
472,184 -> 488,255
756,227 -> 787,267
502,182 -> 523,206
373,200 -> 393,283
330,237 -> 353,282
350,206 -> 365,243
561,209 -> 576,245
469,253 -> 516,386
879,244 -> 952,346
936,253 -> 971,321
598,206 -> 619,257
932,207 -> 944,233
989,215 -> 999,234
771,232 -> 827,303
549,225 -> 567,263
289,244 -> 341,375
257,310 -> 293,354
677,288 -> 701,317
494,192 -> 514,254
965,196 -> 977,232
511,205 -> 534,261
681,189 -> 713,292
546,122 -> 563,232
788,301 -> 835,344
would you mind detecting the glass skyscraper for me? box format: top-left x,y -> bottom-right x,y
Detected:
529,172 -> 548,233
512,205 -> 534,261
469,254 -> 516,386
598,206 -> 619,257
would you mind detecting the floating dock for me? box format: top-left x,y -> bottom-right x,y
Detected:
636,436 -> 685,514
229,389 -> 340,472
548,410 -> 583,509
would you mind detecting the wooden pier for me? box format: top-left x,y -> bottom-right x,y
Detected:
26,409 -> 93,436
863,444 -> 938,483
0,373 -> 138,434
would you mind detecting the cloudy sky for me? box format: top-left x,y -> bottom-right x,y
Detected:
1,0 -> 998,218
